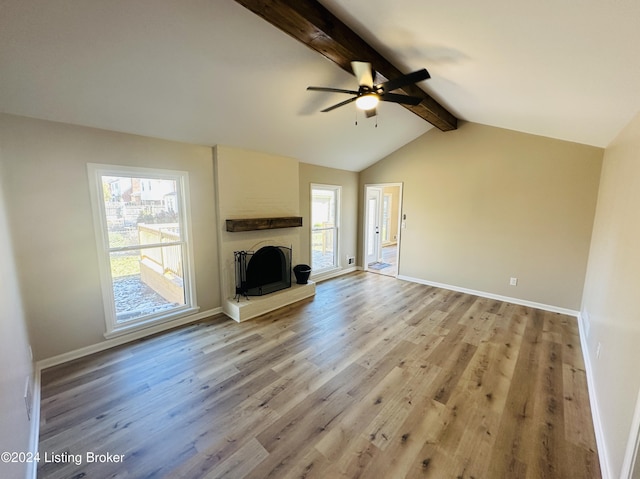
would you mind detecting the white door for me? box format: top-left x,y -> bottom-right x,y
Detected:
365,187 -> 383,266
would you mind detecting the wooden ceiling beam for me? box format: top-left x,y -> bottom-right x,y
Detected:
234,0 -> 458,131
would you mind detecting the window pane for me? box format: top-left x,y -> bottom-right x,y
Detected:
367,198 -> 376,256
311,229 -> 336,270
102,176 -> 181,248
311,186 -> 339,271
311,189 -> 335,226
110,245 -> 185,322
382,195 -> 391,242
90,164 -> 195,335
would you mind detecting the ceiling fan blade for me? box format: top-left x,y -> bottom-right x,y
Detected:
307,86 -> 359,95
380,92 -> 423,106
320,96 -> 358,112
365,108 -> 377,118
351,61 -> 373,88
378,68 -> 430,93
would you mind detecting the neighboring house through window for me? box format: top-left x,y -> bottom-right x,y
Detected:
88,164 -> 197,337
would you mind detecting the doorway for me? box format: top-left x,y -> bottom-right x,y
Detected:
364,183 -> 402,277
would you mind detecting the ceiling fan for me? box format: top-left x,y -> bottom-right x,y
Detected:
307,61 -> 430,117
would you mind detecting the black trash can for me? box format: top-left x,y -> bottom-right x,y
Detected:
293,264 -> 311,284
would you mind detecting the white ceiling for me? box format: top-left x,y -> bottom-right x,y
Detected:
1,0 -> 640,172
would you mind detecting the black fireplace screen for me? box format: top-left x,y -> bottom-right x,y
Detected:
234,246 -> 292,298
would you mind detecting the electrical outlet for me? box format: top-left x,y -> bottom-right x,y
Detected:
347,256 -> 355,265
509,277 -> 518,286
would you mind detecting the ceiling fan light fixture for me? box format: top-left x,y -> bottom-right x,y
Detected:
355,93 -> 379,110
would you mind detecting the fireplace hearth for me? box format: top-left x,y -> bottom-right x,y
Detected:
234,246 -> 292,299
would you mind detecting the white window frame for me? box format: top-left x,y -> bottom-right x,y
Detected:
310,184 -> 341,274
87,163 -> 198,338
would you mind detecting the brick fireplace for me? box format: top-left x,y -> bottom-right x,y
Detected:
214,145 -> 316,322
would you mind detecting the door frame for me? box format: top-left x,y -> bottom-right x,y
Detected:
363,182 -> 403,275
365,186 -> 383,266
621,385 -> 640,477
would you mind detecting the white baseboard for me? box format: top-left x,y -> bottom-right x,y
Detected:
29,307 -> 222,478
311,265 -> 360,283
576,313 -> 611,479
398,274 -> 607,477
24,278 -> 609,479
37,307 -> 222,370
27,363 -> 41,479
397,275 -> 579,316
621,389 -> 640,478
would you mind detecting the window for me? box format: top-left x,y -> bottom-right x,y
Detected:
382,193 -> 392,243
88,164 -> 197,337
311,184 -> 340,272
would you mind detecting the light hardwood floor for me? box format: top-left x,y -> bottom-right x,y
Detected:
38,272 -> 600,478
367,245 -> 398,277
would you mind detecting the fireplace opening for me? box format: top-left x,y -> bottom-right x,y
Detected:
235,246 -> 292,298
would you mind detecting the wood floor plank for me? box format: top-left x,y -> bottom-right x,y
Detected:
563,363 -> 598,451
38,271 -> 601,478
525,338 -> 567,478
201,438 -> 269,479
246,364 -> 363,479
486,307 -> 546,476
344,370 -> 445,479
314,365 -> 410,462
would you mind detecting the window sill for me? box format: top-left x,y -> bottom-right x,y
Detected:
104,306 -> 200,339
311,266 -> 343,281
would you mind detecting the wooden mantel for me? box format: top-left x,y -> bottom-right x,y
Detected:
226,216 -> 303,232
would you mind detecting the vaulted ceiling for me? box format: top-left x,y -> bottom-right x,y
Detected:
1,0 -> 639,171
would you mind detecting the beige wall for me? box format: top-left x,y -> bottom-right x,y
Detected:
581,110 -> 640,478
0,117 -> 360,361
0,107 -> 633,476
0,150 -> 34,479
0,114 -> 220,360
298,163 -> 359,273
360,121 -> 603,310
